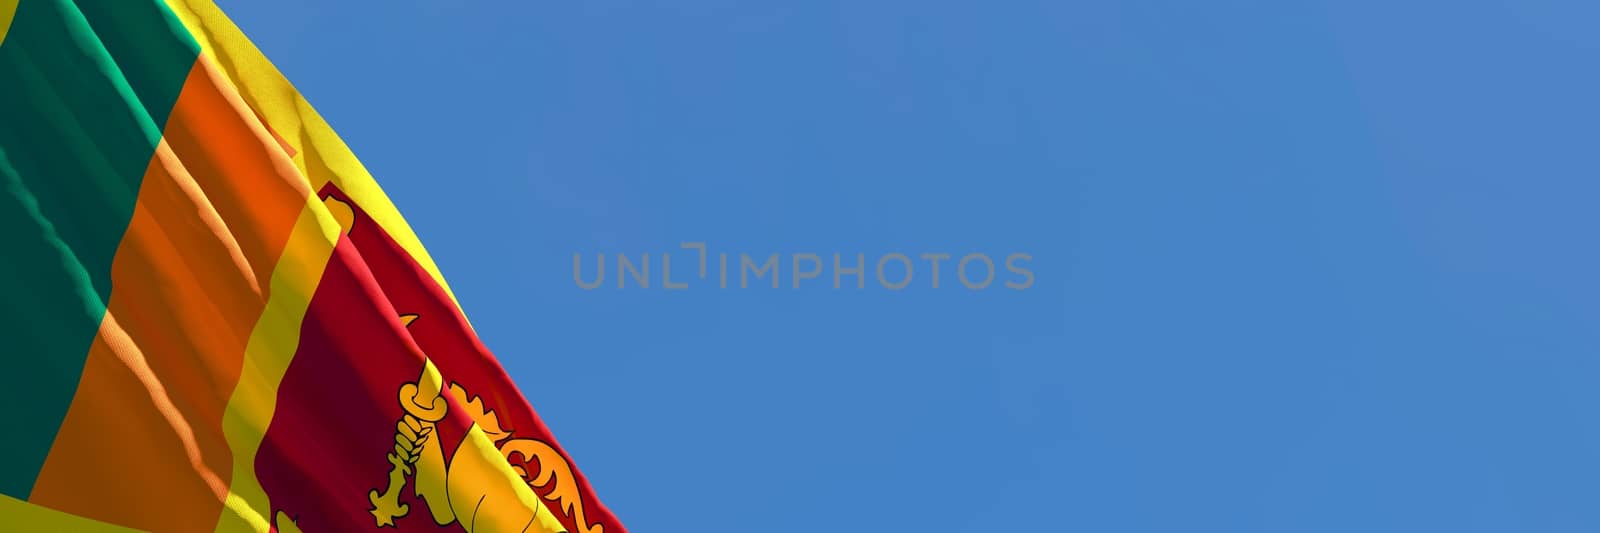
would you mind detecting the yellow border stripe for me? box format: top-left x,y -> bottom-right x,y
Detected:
0,494 -> 143,532
0,0 -> 16,46
161,0 -> 468,324
211,199 -> 344,532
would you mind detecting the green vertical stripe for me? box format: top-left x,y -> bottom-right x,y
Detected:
0,0 -> 198,498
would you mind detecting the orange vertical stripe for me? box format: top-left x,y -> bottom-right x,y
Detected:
27,55 -> 313,530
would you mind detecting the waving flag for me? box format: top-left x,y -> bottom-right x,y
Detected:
0,1 -> 624,532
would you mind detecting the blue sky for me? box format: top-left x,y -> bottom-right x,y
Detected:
223,1 -> 1600,530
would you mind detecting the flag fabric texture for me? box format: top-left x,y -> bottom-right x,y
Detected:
0,2 -> 624,532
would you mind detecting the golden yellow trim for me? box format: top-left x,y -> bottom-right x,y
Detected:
0,494 -> 144,533
0,0 -> 18,47
211,198 -> 345,532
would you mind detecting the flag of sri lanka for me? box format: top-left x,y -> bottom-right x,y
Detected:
0,2 -> 624,532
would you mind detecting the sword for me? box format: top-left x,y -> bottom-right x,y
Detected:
368,354 -> 448,527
